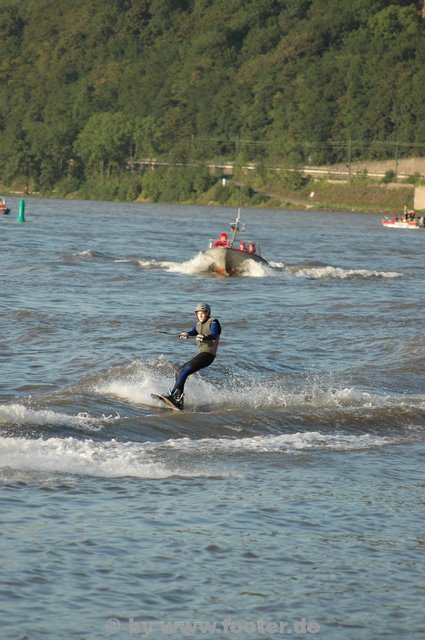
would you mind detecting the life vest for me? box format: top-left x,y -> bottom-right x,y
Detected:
196,316 -> 221,355
213,233 -> 228,248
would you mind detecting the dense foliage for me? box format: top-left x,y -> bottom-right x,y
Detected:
1,0 -> 425,194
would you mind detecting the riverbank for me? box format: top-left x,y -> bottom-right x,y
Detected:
251,179 -> 415,213
0,172 -> 417,214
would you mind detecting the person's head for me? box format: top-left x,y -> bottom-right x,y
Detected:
194,302 -> 211,321
220,233 -> 228,240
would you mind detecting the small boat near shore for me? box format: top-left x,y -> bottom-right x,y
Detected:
381,215 -> 425,229
0,198 -> 10,215
203,208 -> 269,276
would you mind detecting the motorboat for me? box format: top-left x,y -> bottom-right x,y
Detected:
0,198 -> 10,215
203,208 -> 269,276
381,215 -> 425,229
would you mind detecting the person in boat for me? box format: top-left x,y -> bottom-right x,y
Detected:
212,232 -> 229,248
238,240 -> 253,253
162,302 -> 221,410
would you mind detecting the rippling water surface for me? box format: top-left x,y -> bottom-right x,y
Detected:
1,198 -> 424,639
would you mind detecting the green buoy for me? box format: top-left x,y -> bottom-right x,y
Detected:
17,199 -> 25,223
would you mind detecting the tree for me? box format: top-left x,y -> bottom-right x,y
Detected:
133,116 -> 166,158
75,112 -> 133,175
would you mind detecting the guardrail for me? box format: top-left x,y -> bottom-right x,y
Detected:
130,159 -> 419,181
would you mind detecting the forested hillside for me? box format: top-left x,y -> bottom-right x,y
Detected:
1,0 -> 425,197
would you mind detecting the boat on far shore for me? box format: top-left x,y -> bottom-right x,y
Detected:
0,198 -> 10,215
381,214 -> 425,229
203,208 -> 269,276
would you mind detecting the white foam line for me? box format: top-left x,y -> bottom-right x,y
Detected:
0,436 -> 216,479
294,266 -> 400,279
157,431 -> 392,454
0,404 -> 113,431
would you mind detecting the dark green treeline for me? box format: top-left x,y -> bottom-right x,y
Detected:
1,0 -> 425,196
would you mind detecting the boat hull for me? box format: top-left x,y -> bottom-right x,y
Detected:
203,246 -> 269,276
381,219 -> 420,229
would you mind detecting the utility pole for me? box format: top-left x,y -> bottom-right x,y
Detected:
395,140 -> 399,176
347,138 -> 352,178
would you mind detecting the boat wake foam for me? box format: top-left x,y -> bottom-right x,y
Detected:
154,430 -> 391,454
136,252 -> 273,277
134,256 -> 399,280
136,252 -> 213,274
1,360 -> 423,482
1,359 -> 423,430
0,403 -> 118,432
93,359 -> 425,427
0,427 -> 392,483
0,434 -> 217,480
287,263 -> 400,279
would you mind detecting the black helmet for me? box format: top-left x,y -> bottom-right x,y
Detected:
194,302 -> 211,315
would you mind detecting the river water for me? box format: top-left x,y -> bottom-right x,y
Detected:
0,198 -> 424,639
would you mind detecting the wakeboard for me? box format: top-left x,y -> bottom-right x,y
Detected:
151,393 -> 182,412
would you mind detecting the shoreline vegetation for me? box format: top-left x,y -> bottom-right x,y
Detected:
1,158 -> 422,214
2,1 -> 425,215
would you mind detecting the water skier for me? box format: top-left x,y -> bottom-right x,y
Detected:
162,302 -> 221,410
